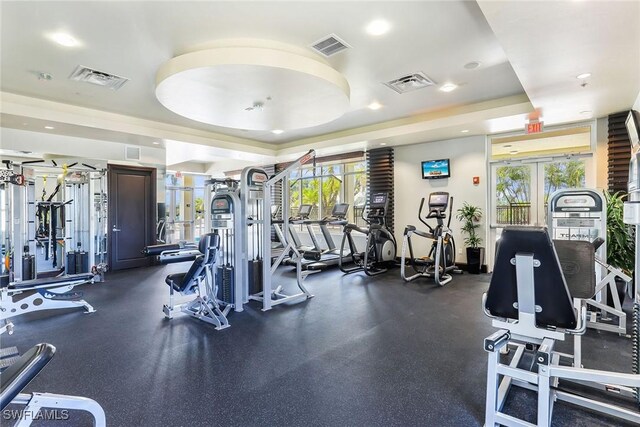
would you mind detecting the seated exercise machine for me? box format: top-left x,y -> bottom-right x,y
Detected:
163,233 -> 232,330
400,192 -> 461,286
339,192 -> 396,276
0,342 -> 105,426
483,227 -> 640,426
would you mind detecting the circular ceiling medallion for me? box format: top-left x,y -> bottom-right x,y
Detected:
155,39 -> 351,131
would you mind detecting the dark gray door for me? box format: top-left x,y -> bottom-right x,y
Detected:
108,165 -> 156,270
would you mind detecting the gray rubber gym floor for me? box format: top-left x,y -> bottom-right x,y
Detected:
2,265 -> 637,426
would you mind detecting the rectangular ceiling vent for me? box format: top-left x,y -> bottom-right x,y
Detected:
69,65 -> 129,90
124,145 -> 141,161
384,72 -> 436,94
310,34 -> 350,57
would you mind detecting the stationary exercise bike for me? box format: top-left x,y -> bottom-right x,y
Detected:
339,192 -> 397,276
400,192 -> 461,286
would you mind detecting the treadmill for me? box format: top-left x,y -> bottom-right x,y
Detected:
287,203 -> 353,270
288,204 -> 321,253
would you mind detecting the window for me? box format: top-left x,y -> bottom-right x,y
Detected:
164,173 -> 207,243
288,159 -> 366,224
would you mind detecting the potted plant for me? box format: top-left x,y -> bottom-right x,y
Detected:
456,203 -> 484,274
603,191 -> 635,303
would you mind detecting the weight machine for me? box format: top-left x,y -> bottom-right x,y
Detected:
241,150 -> 315,311
0,159 -> 107,333
548,188 -> 630,335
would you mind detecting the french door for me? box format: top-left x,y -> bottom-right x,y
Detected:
488,155 -> 594,268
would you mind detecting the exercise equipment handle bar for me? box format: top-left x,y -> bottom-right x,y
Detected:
447,197 -> 454,229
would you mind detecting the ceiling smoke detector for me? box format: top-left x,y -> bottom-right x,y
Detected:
384,72 -> 436,94
69,65 -> 129,90
310,34 -> 350,57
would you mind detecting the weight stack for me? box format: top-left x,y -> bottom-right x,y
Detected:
75,250 -> 89,273
22,254 -> 36,280
215,265 -> 235,304
248,259 -> 263,295
65,252 -> 77,274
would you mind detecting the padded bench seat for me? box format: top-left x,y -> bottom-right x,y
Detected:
8,273 -> 94,290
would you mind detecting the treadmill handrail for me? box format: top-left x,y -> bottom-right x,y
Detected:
0,343 -> 56,411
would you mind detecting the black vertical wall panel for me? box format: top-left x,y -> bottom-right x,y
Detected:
366,148 -> 394,233
608,111 -> 632,193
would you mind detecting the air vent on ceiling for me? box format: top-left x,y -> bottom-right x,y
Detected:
69,65 -> 129,90
384,72 -> 436,94
124,146 -> 141,161
310,34 -> 350,57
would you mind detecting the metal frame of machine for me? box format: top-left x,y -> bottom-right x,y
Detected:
241,150 -> 316,311
548,188 -> 630,335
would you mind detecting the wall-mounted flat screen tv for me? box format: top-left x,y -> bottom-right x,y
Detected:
421,159 -> 450,179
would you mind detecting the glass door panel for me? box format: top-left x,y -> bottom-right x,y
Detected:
493,164 -> 535,226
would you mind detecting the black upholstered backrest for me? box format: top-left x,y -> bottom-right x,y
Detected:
178,233 -> 219,293
198,233 -> 220,264
0,343 -> 55,410
485,227 -> 577,329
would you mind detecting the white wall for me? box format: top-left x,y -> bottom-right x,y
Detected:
394,135 -> 488,264
595,117 -> 608,191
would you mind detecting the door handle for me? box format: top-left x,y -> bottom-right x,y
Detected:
112,225 -> 121,232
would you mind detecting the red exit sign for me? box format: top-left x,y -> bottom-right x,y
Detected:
527,121 -> 543,134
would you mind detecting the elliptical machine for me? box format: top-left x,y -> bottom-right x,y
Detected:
339,192 -> 397,276
400,192 -> 461,286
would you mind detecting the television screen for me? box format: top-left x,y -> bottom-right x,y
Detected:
421,159 -> 450,179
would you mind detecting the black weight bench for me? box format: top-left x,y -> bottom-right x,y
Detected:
0,343 -> 105,426
142,241 -> 200,264
163,233 -> 231,330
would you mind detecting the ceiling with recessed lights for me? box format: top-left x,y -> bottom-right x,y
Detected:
0,0 -> 638,168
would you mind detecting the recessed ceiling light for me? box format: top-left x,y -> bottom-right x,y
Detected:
461,129 -> 469,133
503,144 -> 512,148
510,150 -> 519,155
576,73 -> 591,79
38,72 -> 53,81
47,32 -> 80,47
380,142 -> 387,146
367,101 -> 382,110
272,129 -> 284,135
366,19 -> 391,36
439,83 -> 458,93
44,126 -> 55,130
464,61 -> 481,70
152,141 -> 160,145
580,110 -> 592,115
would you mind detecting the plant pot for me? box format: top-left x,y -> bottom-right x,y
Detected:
466,247 -> 485,274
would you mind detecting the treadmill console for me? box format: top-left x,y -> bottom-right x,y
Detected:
297,204 -> 313,219
331,203 -> 350,219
